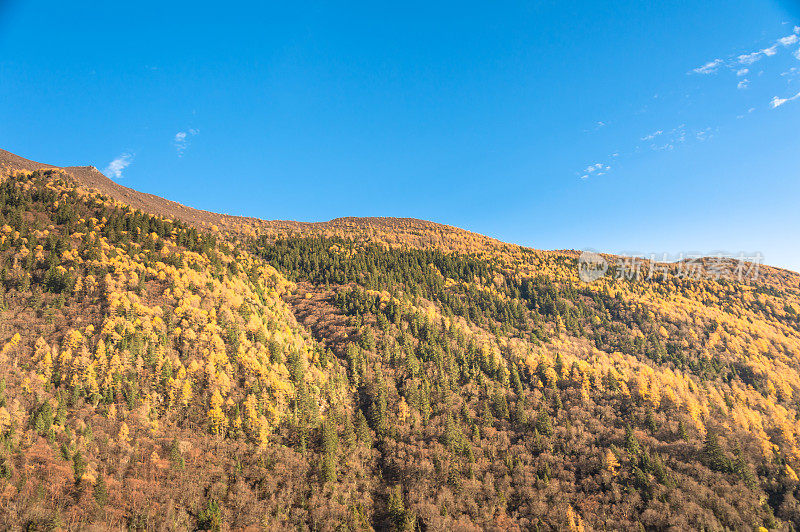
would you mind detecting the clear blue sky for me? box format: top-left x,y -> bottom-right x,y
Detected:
2,1 -> 799,272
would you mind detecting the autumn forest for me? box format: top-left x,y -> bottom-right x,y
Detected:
2,156 -> 800,530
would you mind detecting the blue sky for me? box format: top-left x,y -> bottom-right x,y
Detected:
1,1 -> 799,271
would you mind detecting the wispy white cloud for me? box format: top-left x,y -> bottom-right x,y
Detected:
641,130 -> 663,141
780,66 -> 798,79
693,31 -> 800,77
642,124 -> 689,151
671,124 -> 687,143
762,44 -> 779,57
585,163 -> 610,173
580,28 -> 797,181
770,91 -> 800,108
696,127 -> 714,141
104,153 -> 133,179
736,33 -> 798,65
771,96 -> 788,108
693,59 -> 723,74
738,51 -> 763,65
174,128 -> 199,156
579,162 -> 611,179
582,120 -> 608,133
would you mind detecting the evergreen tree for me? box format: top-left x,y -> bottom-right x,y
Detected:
420,381 -> 431,424
734,448 -> 757,489
535,409 -> 553,436
442,414 -> 459,450
72,450 -> 87,485
356,409 -> 372,447
342,413 -> 356,448
510,364 -> 524,397
492,389 -> 509,420
321,417 -> 339,483
387,485 -> 412,531
624,426 -> 640,456
645,408 -> 657,434
94,471 -> 109,506
512,399 -> 528,427
346,343 -> 363,386
704,431 -> 731,473
372,367 -> 388,434
169,438 -> 185,470
678,419 -> 689,441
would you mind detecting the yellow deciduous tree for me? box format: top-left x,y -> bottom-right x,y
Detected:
207,389 -> 228,435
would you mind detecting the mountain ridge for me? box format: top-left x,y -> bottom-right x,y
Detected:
0,148 -> 509,252
4,147 -> 796,281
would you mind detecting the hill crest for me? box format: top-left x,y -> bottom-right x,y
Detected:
2,147 -> 797,285
0,148 -> 501,249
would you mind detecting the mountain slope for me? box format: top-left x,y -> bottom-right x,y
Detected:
1,149 -> 800,530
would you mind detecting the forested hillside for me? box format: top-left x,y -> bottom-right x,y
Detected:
2,159 -> 800,530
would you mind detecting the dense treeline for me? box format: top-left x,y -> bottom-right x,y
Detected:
260,236 -> 799,388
